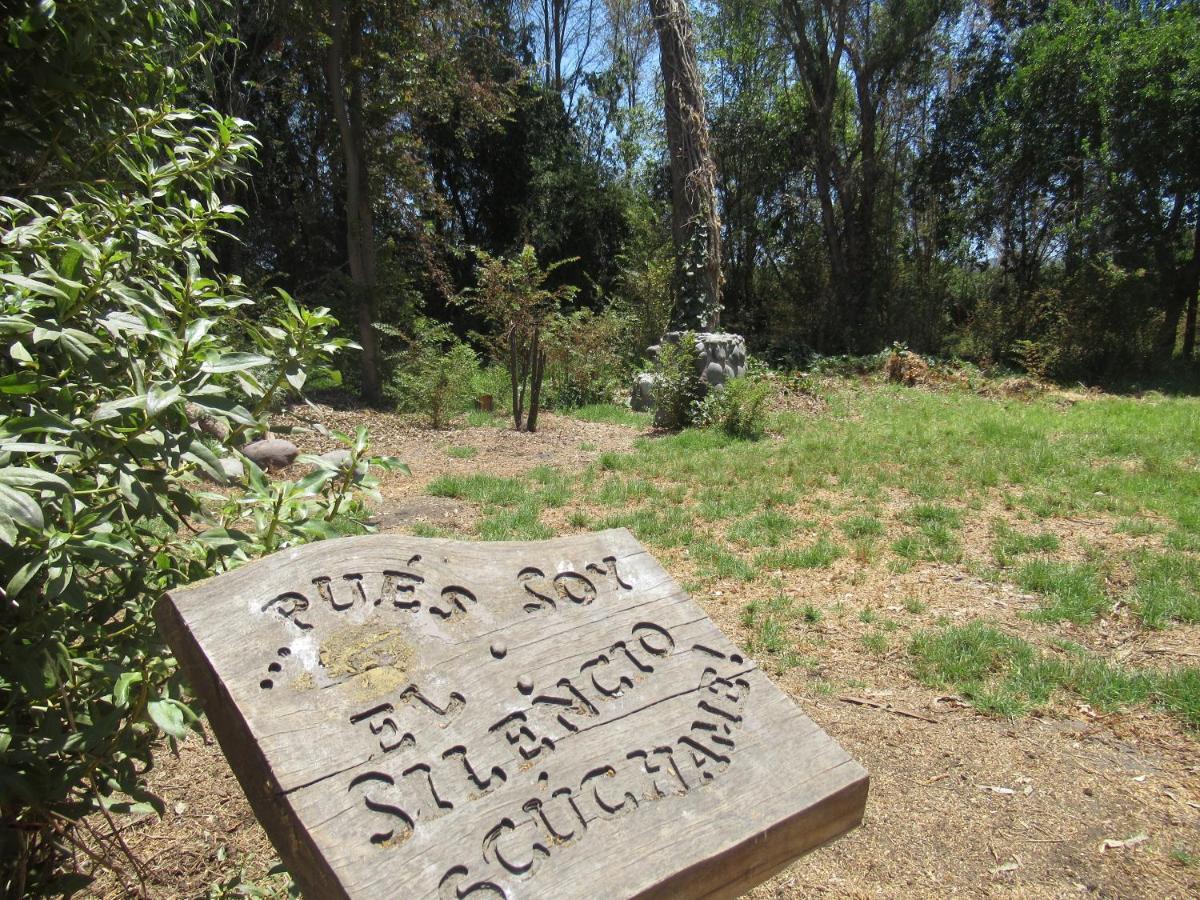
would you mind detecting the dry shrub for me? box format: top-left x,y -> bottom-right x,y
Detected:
885,348 -> 933,385
984,376 -> 1047,400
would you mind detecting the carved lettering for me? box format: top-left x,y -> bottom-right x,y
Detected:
482,816 -> 548,877
553,571 -> 596,606
491,711 -> 555,761
586,555 -> 634,591
382,568 -> 425,611
313,573 -> 366,612
443,745 -> 506,793
525,787 -> 584,842
518,567 -> 555,614
580,647 -> 636,698
530,677 -> 598,735
350,703 -> 415,754
258,646 -> 293,690
521,555 -> 633,616
438,866 -> 507,900
348,772 -> 414,846
633,621 -> 675,657
261,592 -> 312,630
628,746 -> 690,799
580,764 -> 642,819
431,585 -> 477,620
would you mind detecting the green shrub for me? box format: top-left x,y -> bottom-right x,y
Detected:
696,374 -> 773,440
472,364 -> 513,415
544,307 -> 631,408
651,333 -> 703,429
384,317 -> 479,428
455,245 -> 577,432
0,6 -> 399,892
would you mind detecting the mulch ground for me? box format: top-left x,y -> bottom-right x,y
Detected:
83,400 -> 1200,899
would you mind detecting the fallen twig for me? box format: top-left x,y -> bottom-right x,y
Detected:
837,695 -> 938,723
1143,647 -> 1200,659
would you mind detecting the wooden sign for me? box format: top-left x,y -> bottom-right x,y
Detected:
156,529 -> 867,899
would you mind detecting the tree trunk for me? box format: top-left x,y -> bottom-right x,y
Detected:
327,0 -> 382,403
1184,288 -> 1197,361
526,326 -> 546,433
1180,223 -> 1200,360
508,330 -> 524,430
650,0 -> 722,332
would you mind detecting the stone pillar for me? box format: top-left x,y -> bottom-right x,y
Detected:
630,332 -> 747,412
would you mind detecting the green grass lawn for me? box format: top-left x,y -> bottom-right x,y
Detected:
422,381 -> 1200,730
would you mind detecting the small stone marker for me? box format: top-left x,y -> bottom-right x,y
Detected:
156,529 -> 868,899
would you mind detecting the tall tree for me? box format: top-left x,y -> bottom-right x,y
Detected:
650,0 -> 723,331
779,0 -> 955,352
326,0 -> 382,401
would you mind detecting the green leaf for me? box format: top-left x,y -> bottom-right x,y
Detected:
0,466 -> 69,491
6,557 -> 45,598
59,328 -> 101,362
113,672 -> 143,708
373,457 -> 411,475
0,271 -> 68,299
284,365 -> 306,390
184,317 -> 214,347
0,483 -> 43,530
0,316 -> 35,335
9,341 -> 33,364
0,440 -> 79,455
299,518 -> 342,540
183,441 -> 225,482
102,311 -> 152,336
0,512 -> 16,546
0,372 -> 40,394
92,395 -> 146,421
201,352 -> 271,374
195,528 -> 241,549
146,384 -> 182,418
147,698 -> 190,738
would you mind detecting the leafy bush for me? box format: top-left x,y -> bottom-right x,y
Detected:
612,247 -> 674,357
0,4 -> 396,893
456,246 -> 577,432
544,306 -> 631,408
697,374 -> 774,440
957,259 -> 1159,380
651,333 -> 704,429
383,317 -> 480,427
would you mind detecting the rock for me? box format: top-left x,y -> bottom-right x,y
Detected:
662,331 -> 747,384
219,457 -> 245,482
631,331 -> 747,412
185,403 -> 230,442
631,372 -> 658,412
703,360 -> 728,388
242,438 -> 299,471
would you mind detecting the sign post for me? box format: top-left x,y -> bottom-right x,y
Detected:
157,529 -> 868,899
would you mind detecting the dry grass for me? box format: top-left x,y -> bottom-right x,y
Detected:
85,380 -> 1200,898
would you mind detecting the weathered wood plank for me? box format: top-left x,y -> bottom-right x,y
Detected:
156,529 -> 868,899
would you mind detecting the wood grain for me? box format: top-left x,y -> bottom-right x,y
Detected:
156,529 -> 868,899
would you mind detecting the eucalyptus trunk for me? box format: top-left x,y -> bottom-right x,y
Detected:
650,0 -> 722,332
327,0 -> 382,402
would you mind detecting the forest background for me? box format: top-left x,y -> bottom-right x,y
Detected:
217,0 -> 1200,387
200,0 -> 1200,386
10,0 -> 1198,404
